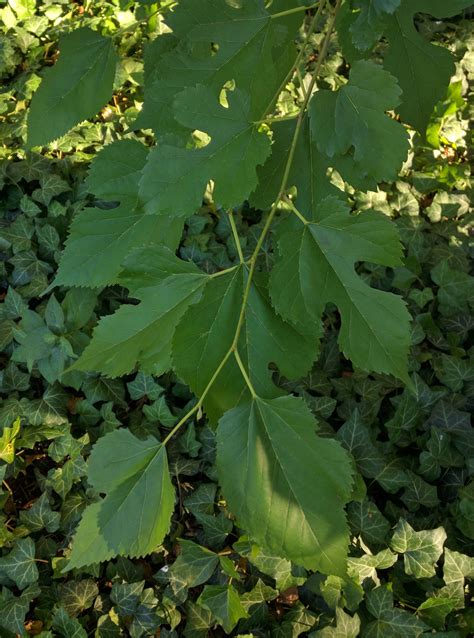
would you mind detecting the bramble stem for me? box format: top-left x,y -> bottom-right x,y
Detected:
161,349 -> 233,446
209,264 -> 239,279
232,0 -> 342,353
262,0 -> 328,119
228,211 -> 245,264
234,350 -> 257,398
270,2 -> 320,20
283,196 -> 309,224
161,0 -> 342,443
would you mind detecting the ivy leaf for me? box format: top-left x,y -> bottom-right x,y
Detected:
169,540 -> 219,591
383,0 -> 474,132
136,0 -> 300,137
0,583 -> 41,635
53,141 -> 183,289
443,548 -> 474,585
417,596 -> 457,631
0,538 -> 38,589
58,579 -> 99,616
52,607 -> 87,638
233,537 -> 306,591
348,499 -> 391,547
197,584 -> 248,634
27,27 -> 118,147
140,87 -> 271,219
390,519 -> 447,578
310,61 -> 409,186
270,197 -> 411,382
173,267 -> 317,423
217,395 -> 353,575
0,416 -> 21,463
65,428 -> 174,570
19,491 -> 60,533
364,585 -> 429,637
311,608 -> 360,637
72,246 -> 207,377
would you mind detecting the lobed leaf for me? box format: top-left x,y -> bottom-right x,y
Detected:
27,27 -> 117,147
310,60 -> 409,186
136,0 -> 301,137
383,0 -> 474,132
216,395 -> 353,575
270,197 -> 411,382
140,87 -> 271,219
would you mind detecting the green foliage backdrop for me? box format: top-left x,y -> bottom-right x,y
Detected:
0,0 -> 472,636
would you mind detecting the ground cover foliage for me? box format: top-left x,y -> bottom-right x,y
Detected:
0,0 -> 473,635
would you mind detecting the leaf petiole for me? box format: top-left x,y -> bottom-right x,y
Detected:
270,2 -> 320,21
234,350 -> 257,398
228,211 -> 245,263
283,196 -> 309,224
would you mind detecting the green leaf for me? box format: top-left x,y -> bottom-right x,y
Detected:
0,583 -> 41,635
336,411 -> 408,492
169,540 -> 219,591
19,491 -> 60,533
0,416 -> 21,463
58,579 -> 99,616
310,61 -> 409,186
53,141 -> 183,288
136,0 -> 300,136
233,537 -> 306,591
173,266 -> 317,422
435,354 -> 474,392
127,372 -> 164,401
348,548 -> 397,584
417,596 -> 457,631
184,601 -> 213,638
52,607 -> 87,638
0,538 -> 38,589
270,198 -> 411,382
65,428 -> 174,570
383,0 -> 474,132
443,548 -> 474,585
72,246 -> 207,377
390,519 -> 447,578
217,395 -> 353,575
27,27 -> 118,147
312,608 -> 360,637
197,584 -> 248,634
364,585 -> 429,637
140,87 -> 271,219
348,499 -> 391,547
251,118 -> 342,211
348,0 -> 401,51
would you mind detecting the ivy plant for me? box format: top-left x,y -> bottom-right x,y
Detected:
24,0 -> 473,578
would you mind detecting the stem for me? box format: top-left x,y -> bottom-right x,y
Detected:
262,0 -> 328,119
231,0 -> 341,366
161,349 -> 233,446
283,196 -> 309,224
161,0 -> 342,444
255,113 -> 299,125
270,2 -> 319,20
228,211 -> 245,264
234,350 -> 257,398
210,264 -> 239,279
